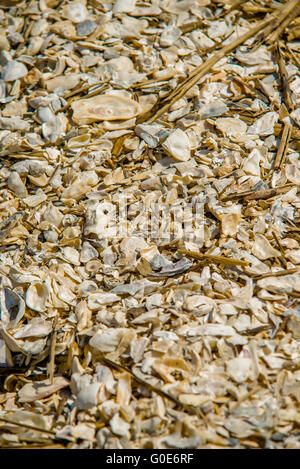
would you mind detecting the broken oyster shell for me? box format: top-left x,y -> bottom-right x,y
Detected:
71,95 -> 141,124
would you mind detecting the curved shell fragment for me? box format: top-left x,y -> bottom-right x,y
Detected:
25,282 -> 49,313
0,288 -> 25,329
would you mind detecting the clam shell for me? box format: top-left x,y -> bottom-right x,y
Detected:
71,95 -> 141,124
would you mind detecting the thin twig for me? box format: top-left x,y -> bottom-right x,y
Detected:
272,231 -> 288,269
286,42 -> 300,69
48,317 -> 57,385
64,81 -> 107,99
221,183 -> 297,202
274,43 -> 295,111
252,268 -> 298,280
273,122 -> 292,170
178,249 -> 249,266
0,416 -> 56,436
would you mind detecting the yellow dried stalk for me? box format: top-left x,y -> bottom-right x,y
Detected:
252,268 -> 298,280
178,249 -> 249,266
274,43 -> 295,112
221,183 -> 297,202
48,317 -> 57,385
274,122 -> 292,170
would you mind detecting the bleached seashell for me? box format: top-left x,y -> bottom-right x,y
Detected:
252,233 -> 281,260
71,95 -> 141,124
42,116 -> 64,143
7,171 -> 27,197
236,46 -> 271,65
248,111 -> 278,136
90,328 -> 128,353
0,288 -> 25,328
61,172 -> 98,201
178,324 -> 235,337
0,339 -> 14,367
257,275 -> 300,294
13,318 -> 52,339
23,190 -> 47,207
227,357 -> 252,383
1,60 -> 28,81
30,18 -> 49,36
25,282 -> 49,312
241,148 -> 262,176
198,100 -> 228,119
113,0 -> 136,13
285,164 -> 300,185
190,31 -> 215,50
80,241 -> 99,263
0,117 -> 30,132
18,377 -> 69,403
163,433 -> 202,449
110,412 -> 130,438
27,36 -> 44,56
62,246 -> 80,265
9,267 -> 41,284
162,128 -> 191,161
225,418 -> 253,438
88,293 -> 120,310
184,295 -> 215,315
220,213 -> 241,236
207,20 -> 231,39
75,383 -> 100,410
62,2 -> 88,23
37,106 -> 55,124
3,411 -> 53,432
45,74 -> 81,92
42,204 -> 63,227
215,117 -> 247,136
70,372 -> 92,395
22,337 -> 48,355
160,26 -> 181,47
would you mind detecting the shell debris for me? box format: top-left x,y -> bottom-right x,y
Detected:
0,0 -> 300,451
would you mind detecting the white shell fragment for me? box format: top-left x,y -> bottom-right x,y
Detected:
227,357 -> 252,383
7,172 -> 28,197
252,234 -> 281,260
215,117 -> 247,136
248,111 -> 279,136
18,377 -> 69,403
71,95 -> 141,124
1,61 -> 28,82
25,283 -> 49,312
162,128 -> 191,161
